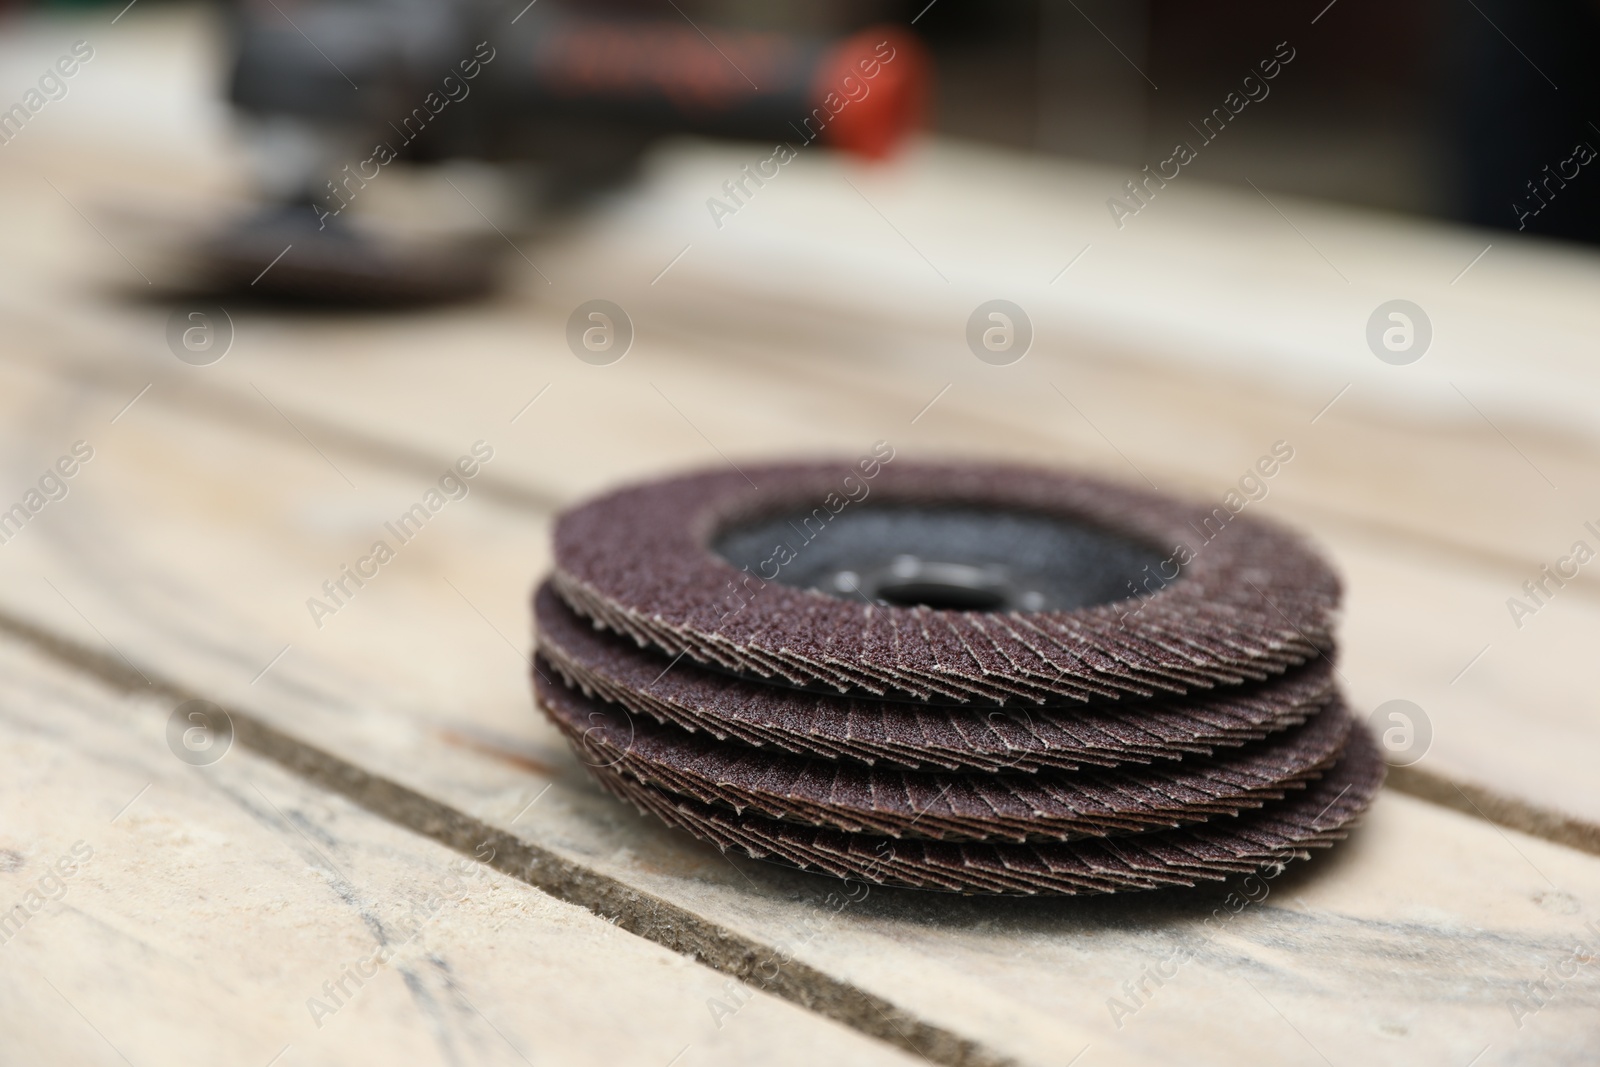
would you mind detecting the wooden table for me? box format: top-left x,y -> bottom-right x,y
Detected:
3,6 -> 1600,1065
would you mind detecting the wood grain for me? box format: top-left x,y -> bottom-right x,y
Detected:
0,347 -> 1597,1065
0,631 -> 918,1067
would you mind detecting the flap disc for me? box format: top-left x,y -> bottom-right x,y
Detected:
198,205 -> 500,305
552,461 -> 1341,705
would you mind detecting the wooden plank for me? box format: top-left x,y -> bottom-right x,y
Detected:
0,349 -> 1598,1066
5,249 -> 1599,849
0,632 -> 921,1067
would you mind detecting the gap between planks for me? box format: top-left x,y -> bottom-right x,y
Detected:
0,340 -> 565,519
0,605 -> 1010,1067
1387,763 -> 1600,857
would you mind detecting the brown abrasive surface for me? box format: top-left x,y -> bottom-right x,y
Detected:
535,663 -> 1352,843
551,462 -> 1341,705
537,460 -> 1373,894
536,582 -> 1337,773
548,700 -> 1384,895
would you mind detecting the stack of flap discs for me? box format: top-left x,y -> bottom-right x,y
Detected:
533,460 -> 1381,894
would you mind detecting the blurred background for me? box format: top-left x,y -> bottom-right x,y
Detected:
3,0 -> 1599,313
922,0 -> 1600,242
2,0 -> 1595,456
5,0 -> 1597,253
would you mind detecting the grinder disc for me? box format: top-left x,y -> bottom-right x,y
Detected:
550,700 -> 1383,895
197,206 -> 500,305
536,665 -> 1352,843
536,582 -> 1336,773
551,462 -> 1341,706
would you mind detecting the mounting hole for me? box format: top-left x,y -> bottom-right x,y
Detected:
715,506 -> 1171,612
